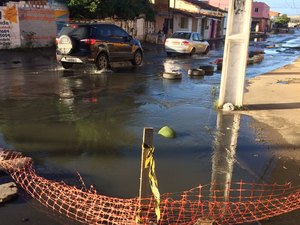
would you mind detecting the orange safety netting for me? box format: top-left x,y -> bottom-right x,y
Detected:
1,149 -> 300,225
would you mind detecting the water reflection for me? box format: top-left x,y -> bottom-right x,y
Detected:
252,37 -> 267,42
0,72 -> 147,155
211,112 -> 241,201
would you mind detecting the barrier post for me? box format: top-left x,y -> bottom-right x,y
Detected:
137,127 -> 153,223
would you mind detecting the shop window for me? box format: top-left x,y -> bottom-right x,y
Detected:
180,17 -> 188,29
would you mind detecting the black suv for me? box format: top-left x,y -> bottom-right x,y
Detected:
56,23 -> 143,70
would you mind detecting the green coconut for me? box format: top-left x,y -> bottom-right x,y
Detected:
158,126 -> 176,138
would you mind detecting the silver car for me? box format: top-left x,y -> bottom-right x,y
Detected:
165,31 -> 210,55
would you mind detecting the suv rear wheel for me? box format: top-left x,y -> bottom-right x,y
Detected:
61,62 -> 73,69
132,50 -> 143,66
96,53 -> 109,70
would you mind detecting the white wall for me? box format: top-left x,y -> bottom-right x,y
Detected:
173,15 -> 193,32
170,0 -> 200,13
19,8 -> 56,47
0,1 -> 67,48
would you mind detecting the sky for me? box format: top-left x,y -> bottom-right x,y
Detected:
260,0 -> 300,16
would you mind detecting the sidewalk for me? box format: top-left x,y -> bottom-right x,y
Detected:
242,57 -> 300,159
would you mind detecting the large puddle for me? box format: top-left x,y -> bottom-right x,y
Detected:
0,31 -> 300,224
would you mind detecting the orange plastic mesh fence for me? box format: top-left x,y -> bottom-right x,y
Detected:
1,149 -> 300,225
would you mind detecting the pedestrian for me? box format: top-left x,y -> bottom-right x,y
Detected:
157,29 -> 164,44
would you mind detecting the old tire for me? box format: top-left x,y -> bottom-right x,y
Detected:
132,49 -> 143,66
252,54 -> 264,63
199,65 -> 215,75
96,53 -> 109,70
163,72 -> 182,80
188,68 -> 205,77
247,58 -> 254,65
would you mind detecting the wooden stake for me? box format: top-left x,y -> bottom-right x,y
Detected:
137,127 -> 153,222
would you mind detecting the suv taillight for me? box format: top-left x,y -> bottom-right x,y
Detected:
55,37 -> 59,46
80,39 -> 96,45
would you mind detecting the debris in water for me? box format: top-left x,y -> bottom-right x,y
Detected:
283,166 -> 288,170
223,103 -> 234,111
0,182 -> 18,204
158,126 -> 176,138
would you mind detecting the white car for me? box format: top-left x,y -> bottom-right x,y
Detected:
165,31 -> 210,55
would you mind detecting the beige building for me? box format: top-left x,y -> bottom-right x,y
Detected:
151,0 -> 225,40
289,16 -> 300,27
171,0 -> 225,39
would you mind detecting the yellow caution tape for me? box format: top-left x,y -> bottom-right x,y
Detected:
135,209 -> 142,224
144,145 -> 161,223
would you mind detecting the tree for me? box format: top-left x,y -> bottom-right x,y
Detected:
274,14 -> 291,28
66,0 -> 107,19
66,0 -> 155,21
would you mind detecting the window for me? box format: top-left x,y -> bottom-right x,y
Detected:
254,8 -> 259,13
192,33 -> 199,41
197,33 -> 203,41
171,32 -> 191,39
95,25 -> 112,38
60,25 -> 90,39
180,17 -> 188,29
111,25 -> 128,38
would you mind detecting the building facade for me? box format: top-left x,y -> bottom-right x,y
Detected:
152,0 -> 225,40
208,0 -> 229,11
289,16 -> 300,28
251,2 -> 270,32
208,0 -> 272,33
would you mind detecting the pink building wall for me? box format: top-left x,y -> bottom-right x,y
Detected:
208,0 -> 229,10
209,1 -> 270,19
208,0 -> 270,33
252,2 -> 270,18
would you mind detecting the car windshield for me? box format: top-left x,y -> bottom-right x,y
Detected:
59,25 -> 90,39
171,32 -> 191,39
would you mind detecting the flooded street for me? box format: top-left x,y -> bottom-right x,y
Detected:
0,31 -> 300,224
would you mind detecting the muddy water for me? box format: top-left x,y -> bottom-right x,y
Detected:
0,31 -> 300,224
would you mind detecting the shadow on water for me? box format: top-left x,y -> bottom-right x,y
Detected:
208,112 -> 300,225
211,112 -> 300,185
211,112 -> 240,197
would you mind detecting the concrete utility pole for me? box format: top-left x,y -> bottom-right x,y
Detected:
218,0 -> 253,107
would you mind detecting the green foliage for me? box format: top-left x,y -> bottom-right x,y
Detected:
274,14 -> 291,27
66,0 -> 155,21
